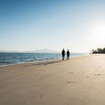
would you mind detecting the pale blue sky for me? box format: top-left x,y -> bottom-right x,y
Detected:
0,0 -> 105,52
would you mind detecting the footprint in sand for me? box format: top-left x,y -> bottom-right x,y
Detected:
40,95 -> 43,98
65,81 -> 77,84
31,84 -> 40,86
94,74 -> 101,76
98,66 -> 101,68
69,72 -> 74,74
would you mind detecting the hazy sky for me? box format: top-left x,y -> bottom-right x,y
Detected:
0,0 -> 105,53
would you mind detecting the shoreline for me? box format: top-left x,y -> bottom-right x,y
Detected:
0,53 -> 88,68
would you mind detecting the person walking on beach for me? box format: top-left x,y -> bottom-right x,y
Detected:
62,49 -> 65,60
67,50 -> 70,60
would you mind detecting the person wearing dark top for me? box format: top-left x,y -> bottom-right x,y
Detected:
67,50 -> 70,60
62,49 -> 65,60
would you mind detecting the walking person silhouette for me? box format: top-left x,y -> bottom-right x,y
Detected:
62,49 -> 65,60
67,50 -> 70,60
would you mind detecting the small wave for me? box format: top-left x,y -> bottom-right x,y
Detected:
0,52 -> 86,67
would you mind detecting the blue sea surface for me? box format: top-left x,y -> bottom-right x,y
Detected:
0,52 -> 86,67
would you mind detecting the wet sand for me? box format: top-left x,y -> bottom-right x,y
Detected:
0,54 -> 105,105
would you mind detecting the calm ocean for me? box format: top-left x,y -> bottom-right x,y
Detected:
0,52 -> 86,67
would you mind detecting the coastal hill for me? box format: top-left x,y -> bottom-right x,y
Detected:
25,48 -> 58,53
0,49 -> 59,53
25,49 -> 59,53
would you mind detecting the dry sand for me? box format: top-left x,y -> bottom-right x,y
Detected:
0,54 -> 105,105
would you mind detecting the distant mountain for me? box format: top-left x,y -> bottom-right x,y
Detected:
25,48 -> 59,53
0,49 -> 59,53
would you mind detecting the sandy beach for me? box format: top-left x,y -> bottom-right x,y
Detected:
0,54 -> 105,105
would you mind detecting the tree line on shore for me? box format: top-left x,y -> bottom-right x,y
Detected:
92,48 -> 105,54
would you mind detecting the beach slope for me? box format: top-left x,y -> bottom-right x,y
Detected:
0,54 -> 105,105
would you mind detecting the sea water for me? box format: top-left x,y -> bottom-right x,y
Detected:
0,52 -> 86,67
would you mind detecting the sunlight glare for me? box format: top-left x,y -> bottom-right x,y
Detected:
92,22 -> 105,41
